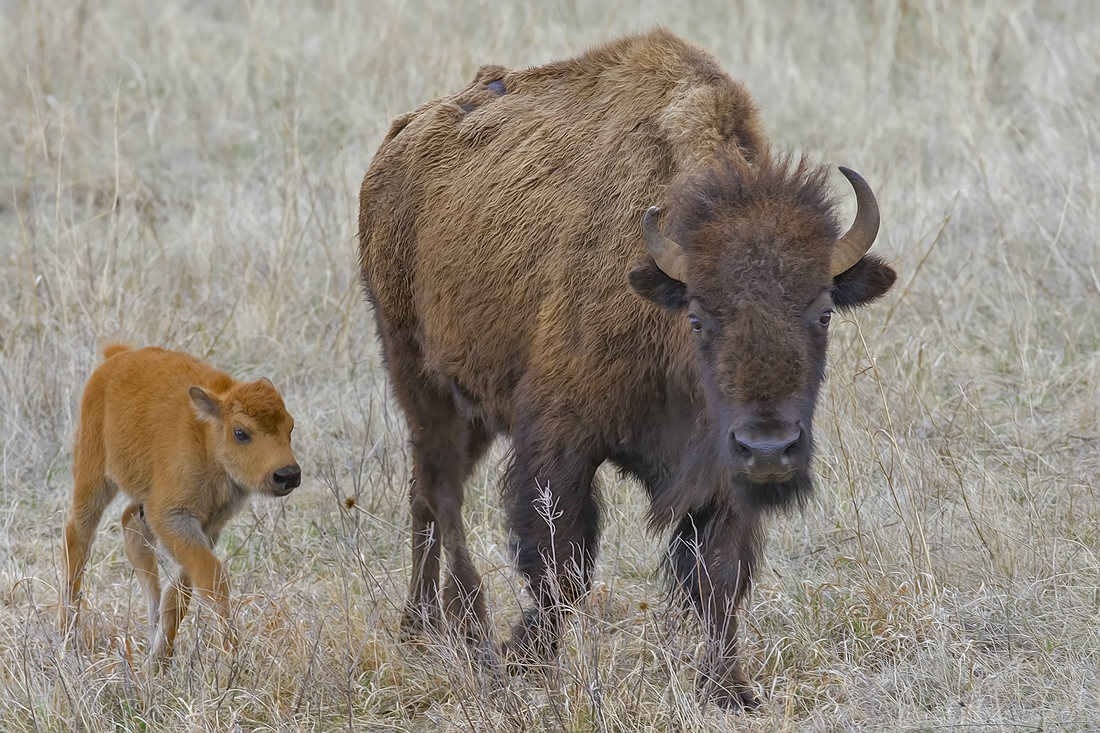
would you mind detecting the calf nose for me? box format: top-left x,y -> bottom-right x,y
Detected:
730,426 -> 802,481
273,464 -> 301,490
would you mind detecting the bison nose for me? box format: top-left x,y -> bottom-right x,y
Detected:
730,426 -> 802,481
273,464 -> 301,491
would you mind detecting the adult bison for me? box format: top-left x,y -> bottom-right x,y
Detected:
358,29 -> 895,708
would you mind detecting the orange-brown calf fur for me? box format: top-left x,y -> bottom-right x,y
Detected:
60,343 -> 300,666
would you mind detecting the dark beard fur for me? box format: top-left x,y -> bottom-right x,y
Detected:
733,468 -> 814,512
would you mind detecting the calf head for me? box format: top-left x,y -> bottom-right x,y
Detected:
629,152 -> 895,509
189,378 -> 300,496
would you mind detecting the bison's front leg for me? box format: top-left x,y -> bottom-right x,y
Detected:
503,441 -> 602,667
669,507 -> 762,710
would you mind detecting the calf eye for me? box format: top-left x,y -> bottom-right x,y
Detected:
819,310 -> 833,327
688,313 -> 702,332
234,427 -> 251,443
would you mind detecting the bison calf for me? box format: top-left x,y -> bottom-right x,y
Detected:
59,343 -> 300,667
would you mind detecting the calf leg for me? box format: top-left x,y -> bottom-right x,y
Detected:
149,568 -> 193,668
60,472 -> 117,638
148,511 -> 233,665
669,507 -> 763,710
121,503 -> 161,633
504,434 -> 602,664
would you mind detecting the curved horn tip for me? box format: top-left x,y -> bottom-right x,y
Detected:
830,164 -> 881,277
837,165 -> 865,186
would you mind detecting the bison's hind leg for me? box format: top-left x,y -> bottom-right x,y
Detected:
121,503 -> 161,635
382,334 -> 495,646
404,408 -> 494,645
60,463 -> 118,640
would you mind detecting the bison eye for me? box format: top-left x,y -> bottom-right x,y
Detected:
688,313 -> 702,332
819,310 -> 833,327
234,427 -> 251,444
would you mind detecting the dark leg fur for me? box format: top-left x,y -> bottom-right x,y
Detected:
503,428 -> 603,664
380,328 -> 494,643
669,507 -> 763,710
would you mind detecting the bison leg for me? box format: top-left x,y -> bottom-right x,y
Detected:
386,359 -> 493,643
407,415 -> 493,643
121,503 -> 162,634
149,567 -> 193,669
669,507 -> 762,710
503,439 -> 602,665
60,465 -> 118,640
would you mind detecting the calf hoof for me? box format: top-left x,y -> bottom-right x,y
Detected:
222,622 -> 239,653
58,602 -> 83,645
146,648 -> 172,675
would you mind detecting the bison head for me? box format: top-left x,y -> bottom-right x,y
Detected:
629,153 -> 895,509
189,378 -> 301,497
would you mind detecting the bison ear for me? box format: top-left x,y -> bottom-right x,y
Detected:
832,254 -> 897,311
628,257 -> 688,310
189,386 -> 222,422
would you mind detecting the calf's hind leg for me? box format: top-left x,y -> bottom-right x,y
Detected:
121,503 -> 161,633
60,472 -> 118,637
61,378 -> 116,637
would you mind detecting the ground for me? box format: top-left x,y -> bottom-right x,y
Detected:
2,1 -> 1099,730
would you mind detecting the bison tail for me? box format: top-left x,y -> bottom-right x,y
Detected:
101,342 -> 133,361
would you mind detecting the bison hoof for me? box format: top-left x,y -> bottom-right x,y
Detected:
714,684 -> 761,711
502,611 -> 560,673
699,672 -> 761,711
399,603 -> 443,643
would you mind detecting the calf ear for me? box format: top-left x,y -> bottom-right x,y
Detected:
832,254 -> 897,311
189,386 -> 222,422
258,377 -> 275,389
629,257 -> 688,310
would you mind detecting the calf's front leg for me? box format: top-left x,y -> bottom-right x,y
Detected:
148,511 -> 236,667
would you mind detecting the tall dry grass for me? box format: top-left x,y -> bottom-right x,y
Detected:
2,0 -> 1099,730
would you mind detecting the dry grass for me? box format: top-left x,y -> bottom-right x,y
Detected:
2,0 -> 1100,730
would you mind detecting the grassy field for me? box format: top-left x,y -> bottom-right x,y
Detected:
3,0 -> 1100,730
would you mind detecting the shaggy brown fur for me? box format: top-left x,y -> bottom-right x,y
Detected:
59,344 -> 301,667
358,28 -> 896,708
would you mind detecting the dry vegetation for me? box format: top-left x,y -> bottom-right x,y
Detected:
2,0 -> 1099,730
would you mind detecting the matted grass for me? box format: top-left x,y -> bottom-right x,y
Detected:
2,1 -> 1099,730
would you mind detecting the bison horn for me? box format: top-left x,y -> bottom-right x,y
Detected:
643,206 -> 688,282
831,167 -> 880,277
